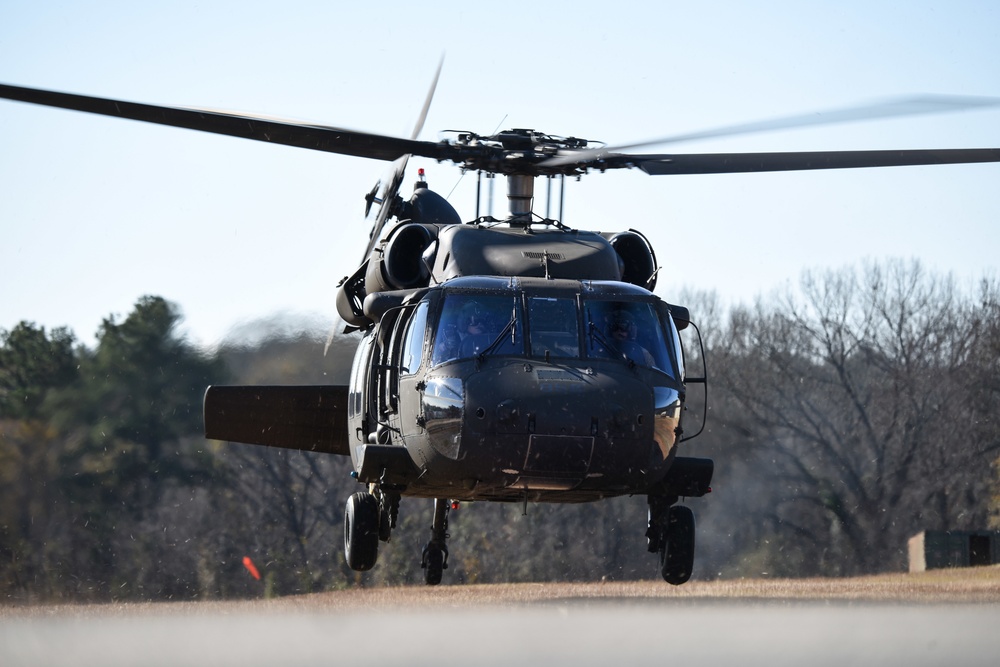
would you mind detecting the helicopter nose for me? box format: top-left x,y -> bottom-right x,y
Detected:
495,398 -> 519,425
462,364 -> 656,484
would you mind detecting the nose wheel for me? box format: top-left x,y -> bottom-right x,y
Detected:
647,497 -> 695,585
421,498 -> 451,586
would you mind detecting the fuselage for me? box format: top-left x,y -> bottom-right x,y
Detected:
347,276 -> 687,503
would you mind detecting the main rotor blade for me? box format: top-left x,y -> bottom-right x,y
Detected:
0,82 -> 448,163
410,55 -> 444,141
363,57 -> 445,259
633,148 -> 1000,175
543,94 -> 1000,168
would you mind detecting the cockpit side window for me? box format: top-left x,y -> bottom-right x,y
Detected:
431,294 -> 523,366
401,301 -> 429,375
663,305 -> 685,380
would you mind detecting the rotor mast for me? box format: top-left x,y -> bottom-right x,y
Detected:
506,174 -> 534,223
471,128 -> 587,225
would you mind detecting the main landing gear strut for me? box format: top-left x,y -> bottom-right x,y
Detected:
647,495 -> 696,585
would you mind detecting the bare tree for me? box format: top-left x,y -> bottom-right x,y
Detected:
714,261 -> 999,575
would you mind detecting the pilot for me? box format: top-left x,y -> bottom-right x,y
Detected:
433,321 -> 461,363
609,311 -> 633,337
461,301 -> 488,338
458,301 -> 493,356
433,301 -> 493,364
608,311 -> 655,366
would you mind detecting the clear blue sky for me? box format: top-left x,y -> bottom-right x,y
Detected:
2,0 -> 998,348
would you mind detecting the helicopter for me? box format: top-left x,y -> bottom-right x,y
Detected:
2,70 -> 998,586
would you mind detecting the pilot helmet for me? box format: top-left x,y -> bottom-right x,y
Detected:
460,301 -> 488,331
609,310 -> 636,338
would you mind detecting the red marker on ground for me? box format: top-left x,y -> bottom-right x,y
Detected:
242,556 -> 261,580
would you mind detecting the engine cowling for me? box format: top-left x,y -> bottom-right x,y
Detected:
365,222 -> 437,293
605,230 -> 658,291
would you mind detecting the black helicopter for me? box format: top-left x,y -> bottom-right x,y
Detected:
2,70 -> 998,586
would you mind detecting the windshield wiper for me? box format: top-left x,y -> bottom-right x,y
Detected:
588,320 -> 632,367
477,313 -> 517,362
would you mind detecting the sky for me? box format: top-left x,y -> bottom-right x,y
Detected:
1,0 -> 998,349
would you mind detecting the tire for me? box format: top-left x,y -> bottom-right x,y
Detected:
423,544 -> 444,586
660,505 -> 695,585
344,492 -> 380,571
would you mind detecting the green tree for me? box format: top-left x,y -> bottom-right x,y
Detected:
43,296 -> 227,598
0,322 -> 77,419
0,322 -> 80,600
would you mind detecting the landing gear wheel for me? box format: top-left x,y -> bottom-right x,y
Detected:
422,543 -> 446,586
344,492 -> 380,571
659,505 -> 695,585
421,498 -> 451,586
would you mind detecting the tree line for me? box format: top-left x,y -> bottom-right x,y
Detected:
1,260 -> 998,601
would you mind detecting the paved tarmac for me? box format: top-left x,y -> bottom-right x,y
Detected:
4,598 -> 1000,667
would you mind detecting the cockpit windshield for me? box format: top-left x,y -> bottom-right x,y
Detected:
431,294 -> 522,366
583,300 -> 676,375
430,291 -> 679,379
528,297 -> 579,358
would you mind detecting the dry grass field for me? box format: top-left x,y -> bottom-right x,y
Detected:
4,565 -> 999,618
4,568 -> 1000,667
310,565 -> 1000,607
